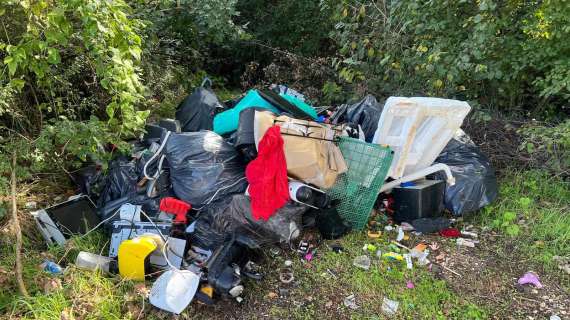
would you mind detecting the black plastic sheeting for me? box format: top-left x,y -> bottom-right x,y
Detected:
96,160 -> 140,208
432,132 -> 499,216
331,95 -> 383,142
163,131 -> 248,207
189,195 -> 307,250
175,87 -> 222,132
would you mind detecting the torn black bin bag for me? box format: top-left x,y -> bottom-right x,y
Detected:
163,131 -> 247,207
331,95 -> 383,142
175,86 -> 223,132
315,206 -> 351,240
96,160 -> 140,209
431,132 -> 498,216
189,195 -> 306,251
72,165 -> 105,201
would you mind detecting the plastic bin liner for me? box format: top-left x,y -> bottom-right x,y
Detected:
331,95 -> 383,142
175,87 -> 222,132
432,131 -> 498,216
97,160 -> 140,208
189,195 -> 306,250
163,131 -> 247,207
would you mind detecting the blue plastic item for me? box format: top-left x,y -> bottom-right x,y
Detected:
42,260 -> 63,275
213,90 -> 279,135
400,181 -> 416,188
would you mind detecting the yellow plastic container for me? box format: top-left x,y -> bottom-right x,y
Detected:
118,235 -> 159,280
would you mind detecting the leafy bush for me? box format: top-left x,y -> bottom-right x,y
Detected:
519,119 -> 570,175
0,0 -> 241,195
330,0 -> 570,115
236,0 -> 337,56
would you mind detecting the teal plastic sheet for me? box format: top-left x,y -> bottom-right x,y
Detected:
214,90 -> 279,135
213,90 -> 318,135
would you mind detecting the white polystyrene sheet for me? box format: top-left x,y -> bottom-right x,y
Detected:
372,97 -> 471,179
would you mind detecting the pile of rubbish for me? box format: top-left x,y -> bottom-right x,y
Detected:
29,81 -> 498,314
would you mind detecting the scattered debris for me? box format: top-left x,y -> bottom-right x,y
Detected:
552,256 -> 570,275
404,254 -> 413,269
279,268 -> 294,284
330,243 -> 344,253
518,272 -> 543,288
343,294 -> 359,310
25,201 -> 37,210
39,260 -> 63,275
42,278 -> 62,293
383,252 -> 404,261
381,297 -> 399,316
353,255 -> 371,270
456,238 -> 476,248
439,228 -> 461,238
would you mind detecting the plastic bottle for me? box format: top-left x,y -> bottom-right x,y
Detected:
75,251 -> 114,273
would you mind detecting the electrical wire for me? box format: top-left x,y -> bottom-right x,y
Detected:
192,176 -> 247,211
143,131 -> 171,181
139,209 -> 181,270
80,209 -> 120,239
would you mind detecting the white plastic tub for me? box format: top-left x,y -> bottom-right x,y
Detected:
372,97 -> 471,179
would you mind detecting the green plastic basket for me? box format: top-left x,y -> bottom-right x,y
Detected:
327,137 -> 393,230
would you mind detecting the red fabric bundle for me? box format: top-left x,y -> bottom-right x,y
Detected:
439,228 -> 461,238
246,126 -> 290,220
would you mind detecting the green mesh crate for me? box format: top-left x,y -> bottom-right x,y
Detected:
327,137 -> 393,230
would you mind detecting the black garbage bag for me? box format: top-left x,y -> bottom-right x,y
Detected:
189,195 -> 307,250
315,206 -> 351,240
331,95 -> 383,142
97,160 -> 140,208
175,86 -> 223,132
72,165 -> 105,201
432,132 -> 498,216
163,131 -> 247,207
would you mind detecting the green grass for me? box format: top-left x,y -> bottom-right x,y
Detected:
476,169 -> 570,268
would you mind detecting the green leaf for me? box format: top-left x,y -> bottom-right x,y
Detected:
474,14 -> 482,23
47,48 -> 61,64
505,224 -> 520,237
10,79 -> 26,91
4,56 -> 17,76
526,142 -> 535,153
128,47 -> 141,60
503,211 -> 517,222
518,197 -> 532,210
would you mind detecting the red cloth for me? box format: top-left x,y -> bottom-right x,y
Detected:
246,126 -> 290,220
439,228 -> 461,238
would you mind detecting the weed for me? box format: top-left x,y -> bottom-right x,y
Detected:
479,169 -> 570,269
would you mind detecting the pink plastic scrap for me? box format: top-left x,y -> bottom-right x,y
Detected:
406,280 -> 415,289
517,272 -> 543,288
